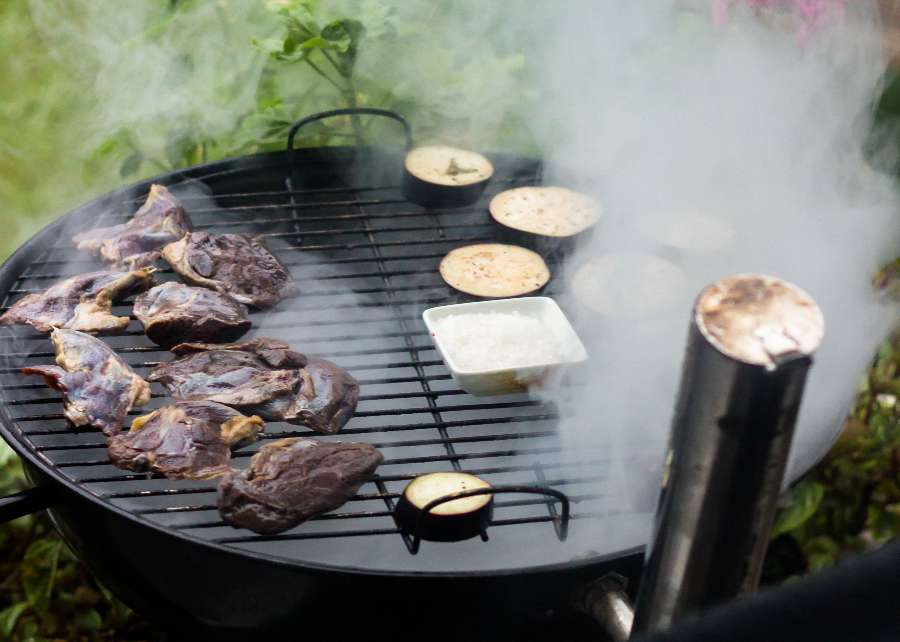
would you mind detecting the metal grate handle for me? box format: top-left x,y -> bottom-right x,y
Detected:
407,484 -> 571,555
286,108 -> 413,153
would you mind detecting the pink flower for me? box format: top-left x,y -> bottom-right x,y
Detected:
711,0 -> 846,40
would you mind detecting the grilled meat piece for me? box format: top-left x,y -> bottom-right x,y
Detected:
0,268 -> 154,334
292,358 -> 360,435
133,281 -> 251,348
108,401 -> 264,480
22,329 -> 150,435
217,437 -> 383,534
161,232 -> 297,308
73,184 -> 191,269
150,338 -> 359,433
149,338 -> 307,419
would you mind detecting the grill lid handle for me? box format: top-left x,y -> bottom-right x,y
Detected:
286,108 -> 413,153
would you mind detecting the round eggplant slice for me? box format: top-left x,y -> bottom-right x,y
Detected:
395,472 -> 493,542
402,145 -> 493,208
570,252 -> 688,318
490,186 -> 600,238
439,243 -> 550,298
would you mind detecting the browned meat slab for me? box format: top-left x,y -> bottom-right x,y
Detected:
161,232 -> 297,308
0,268 -> 154,333
133,281 -> 251,349
292,357 -> 360,435
73,184 -> 191,269
217,437 -> 383,534
149,338 -> 358,434
22,329 -> 150,435
108,401 -> 264,480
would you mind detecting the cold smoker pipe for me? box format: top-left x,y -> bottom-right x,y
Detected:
630,274 -> 825,635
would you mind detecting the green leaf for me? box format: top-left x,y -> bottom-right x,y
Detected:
772,481 -> 825,538
0,602 -> 29,637
73,608 -> 102,632
21,539 -> 62,616
119,151 -> 143,178
299,35 -> 331,52
164,128 -> 206,170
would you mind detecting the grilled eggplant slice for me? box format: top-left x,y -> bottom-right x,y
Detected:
22,329 -> 150,435
439,243 -> 550,298
73,184 -> 191,269
489,187 -> 599,238
0,268 -> 154,334
150,339 -> 358,434
161,232 -> 297,308
403,145 -> 493,208
217,437 -> 383,534
133,281 -> 251,348
108,401 -> 263,480
395,472 -> 494,542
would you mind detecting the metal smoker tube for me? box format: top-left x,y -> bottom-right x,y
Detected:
630,274 -> 825,635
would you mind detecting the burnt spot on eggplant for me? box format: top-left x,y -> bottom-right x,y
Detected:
217,437 -> 383,534
149,338 -> 359,434
22,329 -> 150,435
107,401 -> 263,480
73,184 -> 191,269
133,281 -> 251,349
0,268 -> 155,334
161,231 -> 297,309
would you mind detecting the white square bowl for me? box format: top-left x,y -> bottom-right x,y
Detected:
422,297 -> 588,396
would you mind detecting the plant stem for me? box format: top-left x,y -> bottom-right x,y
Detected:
319,50 -> 364,145
344,77 -> 365,146
304,58 -> 346,95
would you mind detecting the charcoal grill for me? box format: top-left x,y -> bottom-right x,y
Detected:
0,111 -> 651,640
0,110 -> 840,640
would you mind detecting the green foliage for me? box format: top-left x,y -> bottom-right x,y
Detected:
0,520 -> 147,640
767,328 -> 900,576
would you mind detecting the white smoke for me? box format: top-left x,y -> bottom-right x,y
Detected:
528,1 -> 899,499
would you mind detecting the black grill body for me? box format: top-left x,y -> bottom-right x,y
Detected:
0,146 -> 646,637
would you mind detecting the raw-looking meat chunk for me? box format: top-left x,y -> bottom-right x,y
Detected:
161,232 -> 297,308
149,338 -> 359,434
73,184 -> 191,269
22,329 -> 150,435
0,268 -> 154,333
217,437 -> 383,534
108,401 -> 263,479
133,281 -> 251,348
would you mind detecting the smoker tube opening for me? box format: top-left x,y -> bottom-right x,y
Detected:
630,274 -> 824,635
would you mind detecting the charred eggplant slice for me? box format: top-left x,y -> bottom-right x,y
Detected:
402,145 -> 493,208
108,401 -> 264,480
72,184 -> 191,269
395,472 -> 493,542
133,281 -> 251,348
0,268 -> 155,334
217,437 -> 384,534
439,243 -> 550,298
22,328 -> 150,435
162,232 -> 297,309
